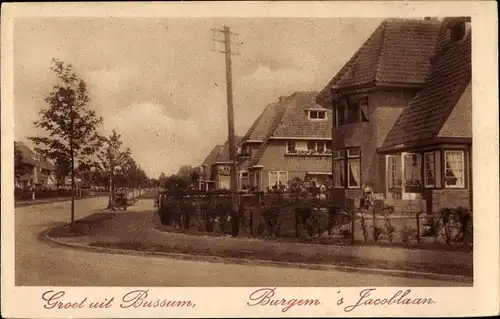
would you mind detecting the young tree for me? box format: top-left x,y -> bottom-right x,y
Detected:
29,58 -> 103,225
96,130 -> 131,209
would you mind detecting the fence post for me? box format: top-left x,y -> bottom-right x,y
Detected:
416,212 -> 421,244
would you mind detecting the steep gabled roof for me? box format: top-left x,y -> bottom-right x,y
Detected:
214,136 -> 243,163
272,91 -> 331,139
317,18 -> 442,107
380,19 -> 471,149
249,102 -> 290,167
249,91 -> 331,167
202,144 -> 223,167
241,102 -> 281,142
14,141 -> 55,170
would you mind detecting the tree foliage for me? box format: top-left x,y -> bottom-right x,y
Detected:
28,58 -> 103,223
96,130 -> 130,182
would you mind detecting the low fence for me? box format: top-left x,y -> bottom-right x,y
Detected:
354,208 -> 473,247
156,193 -> 472,248
157,193 -> 352,244
14,188 -> 94,201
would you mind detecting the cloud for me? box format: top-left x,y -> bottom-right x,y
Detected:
105,101 -> 208,177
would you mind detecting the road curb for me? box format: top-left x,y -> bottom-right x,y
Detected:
42,229 -> 472,284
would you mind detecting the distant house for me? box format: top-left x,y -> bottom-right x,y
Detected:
198,144 -> 223,191
240,91 -> 333,192
198,136 -> 243,191
14,141 -> 56,188
316,17 -> 472,213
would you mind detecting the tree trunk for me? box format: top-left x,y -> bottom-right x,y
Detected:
107,175 -> 113,209
70,152 -> 75,225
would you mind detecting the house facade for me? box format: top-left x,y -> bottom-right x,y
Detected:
198,137 -> 243,191
316,17 -> 472,213
241,91 -> 333,191
14,141 -> 56,189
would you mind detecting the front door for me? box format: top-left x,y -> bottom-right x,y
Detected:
402,152 -> 423,200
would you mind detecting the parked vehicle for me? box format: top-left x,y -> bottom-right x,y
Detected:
112,192 -> 128,211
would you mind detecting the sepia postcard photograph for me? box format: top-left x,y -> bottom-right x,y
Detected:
1,1 -> 499,318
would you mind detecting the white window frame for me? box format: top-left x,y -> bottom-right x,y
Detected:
387,154 -> 402,189
308,110 -> 328,121
268,171 -> 288,189
306,141 -> 327,152
444,150 -> 466,189
424,152 -> 436,188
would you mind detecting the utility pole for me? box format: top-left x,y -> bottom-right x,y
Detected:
211,25 -> 241,237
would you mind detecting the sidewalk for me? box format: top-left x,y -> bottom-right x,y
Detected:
46,204 -> 473,279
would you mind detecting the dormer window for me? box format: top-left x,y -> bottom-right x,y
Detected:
308,110 -> 327,120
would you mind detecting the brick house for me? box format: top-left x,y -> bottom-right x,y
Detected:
14,141 -> 56,189
240,91 -> 333,192
316,17 -> 472,213
199,137 -> 243,190
198,144 -> 223,191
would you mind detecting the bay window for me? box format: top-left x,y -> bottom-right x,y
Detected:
445,150 -> 465,188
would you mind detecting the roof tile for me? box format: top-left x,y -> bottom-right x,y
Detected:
381,22 -> 471,148
317,18 -> 442,107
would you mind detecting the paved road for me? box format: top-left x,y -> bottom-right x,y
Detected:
15,197 -> 468,286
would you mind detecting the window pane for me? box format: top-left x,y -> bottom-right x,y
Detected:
337,100 -> 347,126
360,99 -> 369,122
278,171 -> 288,187
445,151 -> 464,188
326,141 -> 333,150
310,111 -> 318,119
348,159 -> 361,188
435,150 -> 442,188
317,111 -> 326,119
307,141 -> 316,150
387,155 -> 402,189
424,152 -> 435,187
287,141 -> 296,153
347,148 -> 360,157
317,141 -> 325,152
346,104 -> 360,124
269,171 -> 278,188
334,160 -> 345,187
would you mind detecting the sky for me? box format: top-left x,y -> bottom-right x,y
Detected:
14,17 -> 383,178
